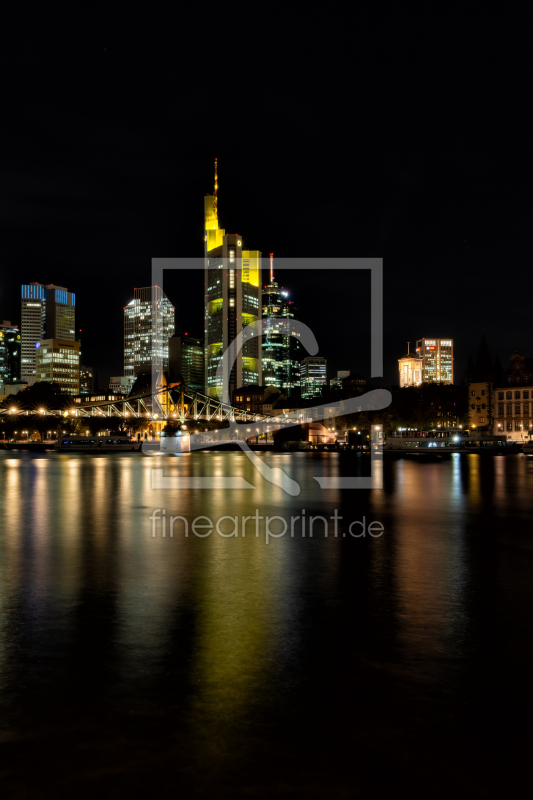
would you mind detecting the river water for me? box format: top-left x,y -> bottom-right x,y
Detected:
1,451 -> 532,797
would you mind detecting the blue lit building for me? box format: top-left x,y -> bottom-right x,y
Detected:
21,283 -> 76,384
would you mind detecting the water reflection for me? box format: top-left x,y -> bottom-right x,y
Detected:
1,452 -> 533,793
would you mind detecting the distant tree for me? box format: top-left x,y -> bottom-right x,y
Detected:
1,383 -> 73,439
2,382 -> 69,413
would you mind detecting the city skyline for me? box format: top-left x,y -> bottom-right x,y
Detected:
3,148 -> 531,390
3,158 -> 527,400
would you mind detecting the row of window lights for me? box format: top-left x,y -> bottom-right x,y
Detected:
498,405 -> 531,414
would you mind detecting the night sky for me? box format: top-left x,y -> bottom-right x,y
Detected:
2,8 -> 531,389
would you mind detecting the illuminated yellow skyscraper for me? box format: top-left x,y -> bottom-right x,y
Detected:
204,160 -> 262,399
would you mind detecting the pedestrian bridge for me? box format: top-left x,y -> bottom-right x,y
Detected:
0,383 -> 271,424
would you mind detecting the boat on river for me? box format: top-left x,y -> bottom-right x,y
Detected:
54,435 -> 141,452
383,428 -> 521,454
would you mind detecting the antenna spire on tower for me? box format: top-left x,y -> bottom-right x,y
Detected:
270,253 -> 274,283
213,158 -> 218,216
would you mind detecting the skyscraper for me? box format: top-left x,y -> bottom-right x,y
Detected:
204,160 -> 262,399
262,254 -> 302,396
415,338 -> 454,383
21,283 -> 76,384
124,286 -> 175,376
300,356 -> 327,398
80,366 -> 95,394
168,332 -> 205,393
0,321 -> 21,384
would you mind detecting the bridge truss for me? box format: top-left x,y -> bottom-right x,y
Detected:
0,384 -> 270,425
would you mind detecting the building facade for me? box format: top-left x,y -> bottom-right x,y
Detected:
0,321 -> 21,384
300,356 -> 327,399
109,375 -> 136,395
398,351 -> 423,387
468,382 -> 493,428
168,333 -> 205,392
80,365 -> 95,394
0,383 -> 29,397
21,284 -> 46,384
124,286 -> 175,376
21,283 -> 75,384
204,161 -> 262,400
330,370 -> 350,390
493,350 -> 533,440
415,338 -> 453,383
73,392 -> 123,405
341,373 -> 367,395
46,287 -> 76,340
494,386 -> 533,439
35,338 -> 80,395
261,255 -> 302,396
233,384 -> 287,415
464,336 -> 498,429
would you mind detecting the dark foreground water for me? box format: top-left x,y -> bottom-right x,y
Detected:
1,451 -> 532,798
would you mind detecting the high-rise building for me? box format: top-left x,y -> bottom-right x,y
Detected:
204,159 -> 262,400
21,284 -> 46,384
46,287 -> 76,340
80,365 -> 95,394
21,283 -> 75,384
300,356 -> 327,399
261,254 -> 302,396
169,332 -> 205,393
124,286 -> 175,376
0,321 -> 21,384
415,338 -> 454,384
35,338 -> 80,394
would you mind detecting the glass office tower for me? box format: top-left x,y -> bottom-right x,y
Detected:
169,332 -> 205,393
262,255 -> 302,395
0,321 -> 21,384
300,356 -> 327,398
124,286 -> 175,376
